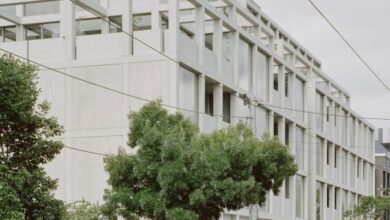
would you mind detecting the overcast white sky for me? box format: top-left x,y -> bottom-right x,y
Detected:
253,0 -> 390,139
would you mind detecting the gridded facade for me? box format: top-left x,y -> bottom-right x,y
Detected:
0,0 -> 375,219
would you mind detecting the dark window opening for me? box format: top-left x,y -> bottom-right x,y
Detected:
223,93 -> 231,123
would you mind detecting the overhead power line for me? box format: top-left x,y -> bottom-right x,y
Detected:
2,0 -> 390,121
306,0 -> 390,92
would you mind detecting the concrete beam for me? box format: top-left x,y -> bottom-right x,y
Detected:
0,0 -> 54,6
71,0 -> 107,17
0,12 -> 21,25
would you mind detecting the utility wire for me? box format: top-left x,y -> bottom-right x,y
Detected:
76,0 -> 388,122
0,47 -> 249,119
306,0 -> 390,92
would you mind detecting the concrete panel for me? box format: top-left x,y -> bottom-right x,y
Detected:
71,64 -> 123,130
70,135 -> 123,202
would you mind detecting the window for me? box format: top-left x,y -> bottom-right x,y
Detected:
133,14 -> 152,31
205,33 -> 213,51
315,92 -> 324,131
25,22 -> 60,40
296,127 -> 304,170
109,16 -> 122,33
334,105 -> 338,126
334,146 -> 338,168
223,93 -> 231,123
350,155 -> 356,188
334,188 -> 338,209
326,186 -> 331,208
273,74 -> 278,91
316,182 -> 322,220
316,137 -> 323,176
255,51 -> 269,100
255,107 -> 268,139
326,99 -> 330,122
1,26 -> 16,42
342,150 -> 348,185
295,78 -> 304,121
24,2 -> 60,16
285,74 -> 289,97
296,175 -> 304,218
205,83 -> 214,116
285,124 -> 290,146
238,39 -> 252,91
76,18 -> 102,36
384,171 -> 386,189
285,177 -> 290,199
326,143 -> 331,165
357,159 -> 360,178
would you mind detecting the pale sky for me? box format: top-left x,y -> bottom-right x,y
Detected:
254,0 -> 390,139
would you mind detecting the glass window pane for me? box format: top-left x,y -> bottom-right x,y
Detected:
255,107 -> 268,139
316,137 -> 323,176
296,175 -> 304,218
295,78 -> 304,122
42,22 -> 60,39
256,51 -> 269,101
238,38 -> 251,91
76,19 -> 102,36
296,126 -> 304,170
133,14 -> 152,31
315,92 -> 323,131
4,27 -> 16,42
109,16 -> 122,33
25,24 -> 42,40
316,182 -> 322,220
24,2 -> 60,16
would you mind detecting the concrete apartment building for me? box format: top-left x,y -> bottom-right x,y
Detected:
375,128 -> 390,220
0,0 -> 375,219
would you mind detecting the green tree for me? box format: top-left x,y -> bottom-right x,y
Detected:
346,196 -> 390,219
0,54 -> 66,219
66,200 -> 103,220
103,102 -> 297,220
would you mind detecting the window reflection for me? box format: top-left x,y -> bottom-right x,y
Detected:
25,23 -> 60,40
109,16 -> 122,33
133,14 -> 152,31
2,27 -> 16,42
76,18 -> 102,36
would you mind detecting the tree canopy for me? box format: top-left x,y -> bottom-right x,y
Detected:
103,102 -> 297,220
346,196 -> 390,220
0,54 -> 65,219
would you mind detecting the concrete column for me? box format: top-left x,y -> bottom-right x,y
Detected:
277,117 -> 285,143
232,31 -> 239,86
198,75 -> 205,131
279,65 -> 285,108
291,72 -> 296,117
61,0 -> 76,60
151,0 -> 162,51
122,0 -> 133,55
268,57 -> 274,103
268,111 -> 274,137
230,92 -> 239,125
167,0 -> 179,53
213,19 -> 223,76
213,83 -> 223,128
195,6 -> 205,66
101,0 -> 109,34
15,5 -> 24,41
251,43 -> 257,94
306,68 -> 317,220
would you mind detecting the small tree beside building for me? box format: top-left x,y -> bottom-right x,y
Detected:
102,102 -> 297,220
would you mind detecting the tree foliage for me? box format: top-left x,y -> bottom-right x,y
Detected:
0,54 -> 66,219
103,102 -> 297,220
66,200 -> 103,220
346,196 -> 390,219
